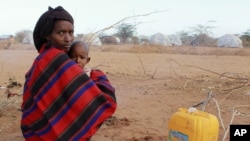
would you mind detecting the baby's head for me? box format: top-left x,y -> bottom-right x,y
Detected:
68,41 -> 90,68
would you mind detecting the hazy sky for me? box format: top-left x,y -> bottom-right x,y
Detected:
1,0 -> 249,37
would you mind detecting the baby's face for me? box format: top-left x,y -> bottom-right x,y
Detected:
70,45 -> 90,68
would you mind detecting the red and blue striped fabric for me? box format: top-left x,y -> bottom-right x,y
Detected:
21,45 -> 116,141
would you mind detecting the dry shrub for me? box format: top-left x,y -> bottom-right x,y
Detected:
206,48 -> 229,56
233,49 -> 250,56
0,43 -> 35,50
0,42 -> 11,50
241,38 -> 250,47
121,45 -> 171,54
0,78 -> 23,112
99,45 -> 122,52
10,43 -> 35,50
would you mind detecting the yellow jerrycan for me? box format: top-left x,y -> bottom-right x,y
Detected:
168,107 -> 219,141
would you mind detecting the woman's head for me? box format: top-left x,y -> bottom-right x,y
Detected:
33,6 -> 74,52
68,41 -> 90,68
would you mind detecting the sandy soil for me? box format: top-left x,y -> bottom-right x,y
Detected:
0,44 -> 250,141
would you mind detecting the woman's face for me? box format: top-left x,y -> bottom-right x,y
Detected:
47,20 -> 74,51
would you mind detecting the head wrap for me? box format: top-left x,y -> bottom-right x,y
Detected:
33,6 -> 74,51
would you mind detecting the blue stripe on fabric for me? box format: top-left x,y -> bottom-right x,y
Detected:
73,103 -> 111,141
35,49 -> 50,61
98,75 -> 107,80
22,104 -> 37,119
96,74 -> 114,90
25,65 -> 35,79
37,81 -> 95,136
22,61 -> 75,119
36,61 -> 75,101
100,82 -> 114,91
23,130 -> 35,138
23,85 -> 28,94
23,65 -> 35,94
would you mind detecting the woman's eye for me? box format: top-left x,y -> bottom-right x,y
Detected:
57,31 -> 64,35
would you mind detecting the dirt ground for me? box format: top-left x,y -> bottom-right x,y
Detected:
0,44 -> 250,141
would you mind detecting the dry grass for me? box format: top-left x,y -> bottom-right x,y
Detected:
3,43 -> 250,57
92,44 -> 250,56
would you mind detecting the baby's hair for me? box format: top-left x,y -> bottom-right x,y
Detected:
68,41 -> 89,56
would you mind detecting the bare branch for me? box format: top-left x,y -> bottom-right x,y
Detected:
151,67 -> 159,79
94,10 -> 168,35
136,54 -> 160,79
183,65 -> 249,81
137,54 -> 147,75
222,110 -> 238,141
211,98 -> 226,131
201,91 -> 213,111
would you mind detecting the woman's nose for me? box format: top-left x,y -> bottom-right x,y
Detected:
64,33 -> 73,42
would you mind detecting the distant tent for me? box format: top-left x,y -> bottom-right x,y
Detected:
168,34 -> 182,46
81,33 -> 102,46
115,36 -> 121,44
100,36 -> 120,45
22,33 -> 34,45
138,35 -> 150,45
149,33 -> 171,46
217,34 -> 243,48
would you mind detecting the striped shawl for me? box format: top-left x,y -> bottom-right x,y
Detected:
21,46 -> 116,141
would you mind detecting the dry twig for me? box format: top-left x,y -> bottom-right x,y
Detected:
84,10 -> 167,47
222,110 -> 238,141
94,10 -> 168,35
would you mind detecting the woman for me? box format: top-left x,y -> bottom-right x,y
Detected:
21,6 -> 116,141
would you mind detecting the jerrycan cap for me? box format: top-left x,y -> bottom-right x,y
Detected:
188,107 -> 197,113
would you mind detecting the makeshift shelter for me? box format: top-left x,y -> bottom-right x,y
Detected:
217,34 -> 243,48
168,34 -> 182,46
138,35 -> 150,45
100,36 -> 120,45
22,33 -> 34,45
82,33 -> 102,46
149,33 -> 171,46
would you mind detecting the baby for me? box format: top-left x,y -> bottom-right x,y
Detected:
68,41 -> 91,76
68,41 -> 116,139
